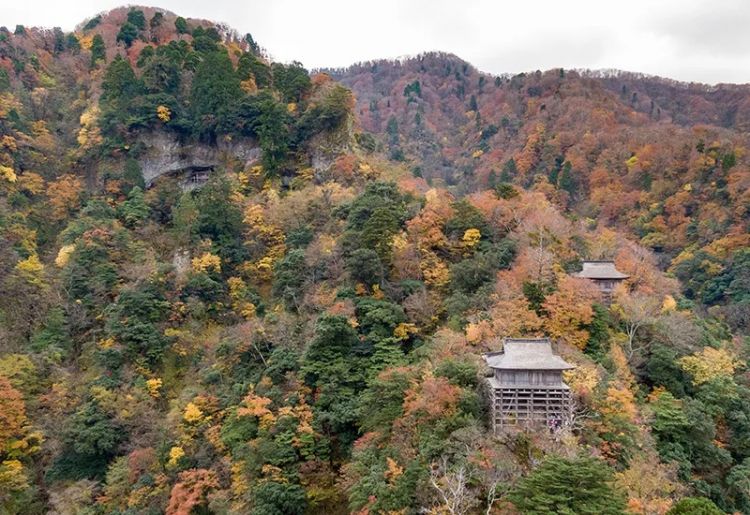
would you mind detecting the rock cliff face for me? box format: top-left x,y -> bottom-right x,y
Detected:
138,132 -> 261,187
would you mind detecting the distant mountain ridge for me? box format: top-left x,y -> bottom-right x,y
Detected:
328,52 -> 749,259
0,8 -> 748,515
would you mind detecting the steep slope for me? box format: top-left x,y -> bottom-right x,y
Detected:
331,54 -> 750,331
0,8 -> 747,515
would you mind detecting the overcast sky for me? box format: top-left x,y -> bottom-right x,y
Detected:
1,0 -> 749,84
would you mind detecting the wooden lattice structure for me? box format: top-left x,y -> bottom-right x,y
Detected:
189,168 -> 211,184
484,338 -> 574,433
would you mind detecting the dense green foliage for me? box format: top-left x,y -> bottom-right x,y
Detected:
509,456 -> 627,514
667,497 -> 723,515
0,7 -> 747,515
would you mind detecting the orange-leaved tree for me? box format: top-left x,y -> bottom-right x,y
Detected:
543,275 -> 599,350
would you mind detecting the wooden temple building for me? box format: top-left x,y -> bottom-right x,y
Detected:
484,338 -> 574,433
574,260 -> 629,301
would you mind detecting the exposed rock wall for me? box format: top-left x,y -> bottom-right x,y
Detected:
138,132 -> 261,186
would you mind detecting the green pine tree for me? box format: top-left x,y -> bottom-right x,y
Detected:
509,456 -> 626,514
90,34 -> 105,68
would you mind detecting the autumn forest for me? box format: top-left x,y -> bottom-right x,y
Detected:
0,5 -> 749,515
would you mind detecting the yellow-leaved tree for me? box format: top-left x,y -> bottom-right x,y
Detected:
0,164 -> 17,183
156,105 -> 171,122
14,255 -> 45,287
679,347 -> 742,385
182,402 -> 204,424
191,252 -> 221,273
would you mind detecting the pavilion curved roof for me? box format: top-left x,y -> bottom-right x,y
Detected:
574,260 -> 629,280
484,338 -> 574,370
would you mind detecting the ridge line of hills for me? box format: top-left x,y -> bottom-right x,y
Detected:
0,6 -> 747,515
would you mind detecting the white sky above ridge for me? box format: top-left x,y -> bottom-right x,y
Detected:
2,0 -> 749,84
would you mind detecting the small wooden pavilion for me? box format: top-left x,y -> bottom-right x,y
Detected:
484,338 -> 574,433
574,260 -> 629,301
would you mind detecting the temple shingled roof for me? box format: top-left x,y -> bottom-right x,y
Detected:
574,260 -> 629,280
484,338 -> 574,370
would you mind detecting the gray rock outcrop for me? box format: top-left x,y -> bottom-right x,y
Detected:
138,132 -> 261,187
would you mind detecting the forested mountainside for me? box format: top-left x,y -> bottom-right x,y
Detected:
0,6 -> 748,515
330,53 -> 750,330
